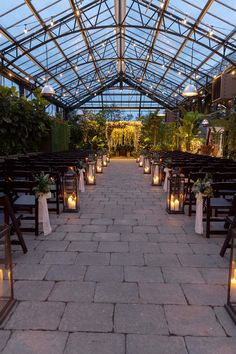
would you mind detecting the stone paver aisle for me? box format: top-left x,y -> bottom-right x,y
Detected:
1,159 -> 236,353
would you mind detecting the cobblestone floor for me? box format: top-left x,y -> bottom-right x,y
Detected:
1,159 -> 236,353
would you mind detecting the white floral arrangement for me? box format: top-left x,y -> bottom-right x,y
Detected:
192,175 -> 213,198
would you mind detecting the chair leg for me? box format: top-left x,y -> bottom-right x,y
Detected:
206,199 -> 211,238
4,198 -> 28,254
56,185 -> 60,215
220,229 -> 232,257
11,218 -> 28,254
35,199 -> 39,236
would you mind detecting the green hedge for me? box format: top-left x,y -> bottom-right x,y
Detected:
51,120 -> 70,152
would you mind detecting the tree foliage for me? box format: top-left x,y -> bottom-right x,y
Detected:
69,110 -> 107,150
0,86 -> 51,155
177,108 -> 203,151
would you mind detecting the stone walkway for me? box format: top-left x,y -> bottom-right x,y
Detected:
1,159 -> 236,353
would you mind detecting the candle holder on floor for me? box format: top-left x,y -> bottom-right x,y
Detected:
225,228 -> 236,323
0,225 -> 15,324
166,173 -> 185,214
63,170 -> 79,212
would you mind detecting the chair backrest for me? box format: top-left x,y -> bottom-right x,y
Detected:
5,171 -> 34,181
189,172 -> 209,183
230,194 -> 236,216
6,180 -> 37,197
215,173 -> 236,182
211,182 -> 236,197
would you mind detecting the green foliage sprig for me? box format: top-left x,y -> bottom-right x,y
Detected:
192,175 -> 213,198
34,172 -> 54,195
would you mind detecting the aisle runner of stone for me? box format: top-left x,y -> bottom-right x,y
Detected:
1,159 -> 236,353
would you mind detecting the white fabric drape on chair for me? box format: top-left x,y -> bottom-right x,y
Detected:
38,192 -> 52,236
79,168 -> 85,192
195,192 -> 204,234
163,167 -> 171,192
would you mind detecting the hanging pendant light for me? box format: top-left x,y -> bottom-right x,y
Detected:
41,82 -> 55,96
182,41 -> 198,97
41,43 -> 55,96
182,84 -> 198,97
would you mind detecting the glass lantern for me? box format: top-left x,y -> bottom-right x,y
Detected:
0,226 -> 15,324
102,154 -> 107,167
63,170 -> 79,212
86,161 -> 96,185
143,157 -> 151,174
139,155 -> 144,167
151,161 -> 162,186
166,174 -> 185,214
96,157 -> 103,173
225,228 -> 236,323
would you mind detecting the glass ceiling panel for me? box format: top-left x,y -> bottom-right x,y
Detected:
0,0 -> 235,109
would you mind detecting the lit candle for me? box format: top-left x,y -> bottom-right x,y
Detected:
174,199 -> 180,211
0,268 -> 3,297
153,176 -> 159,184
88,175 -> 94,183
231,266 -> 236,301
68,195 -> 76,209
103,156 -> 107,166
170,195 -> 175,210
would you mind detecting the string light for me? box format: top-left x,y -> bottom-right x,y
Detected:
208,26 -> 214,37
24,24 -> 28,34
160,1 -> 164,9
50,17 -> 54,27
181,17 -> 187,25
76,9 -> 80,16
162,64 -> 165,68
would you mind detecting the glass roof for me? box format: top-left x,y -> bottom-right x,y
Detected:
0,0 -> 235,110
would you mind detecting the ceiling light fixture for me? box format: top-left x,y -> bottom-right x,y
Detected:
50,17 -> 54,27
41,43 -> 55,96
182,42 -> 198,97
182,17 -> 187,25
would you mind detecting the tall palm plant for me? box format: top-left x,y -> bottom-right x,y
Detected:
177,108 -> 203,151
